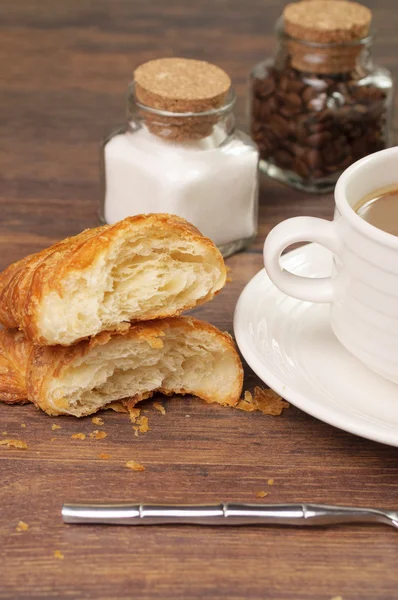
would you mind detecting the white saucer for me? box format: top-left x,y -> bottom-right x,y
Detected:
234,243 -> 398,447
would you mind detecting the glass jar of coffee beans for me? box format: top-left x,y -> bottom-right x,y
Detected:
250,0 -> 394,193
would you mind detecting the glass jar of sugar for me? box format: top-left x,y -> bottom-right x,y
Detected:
100,58 -> 259,258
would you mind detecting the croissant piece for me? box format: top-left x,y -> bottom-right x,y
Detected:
0,214 -> 226,346
0,317 -> 243,417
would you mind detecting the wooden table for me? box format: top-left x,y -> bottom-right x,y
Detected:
1,1 -> 397,598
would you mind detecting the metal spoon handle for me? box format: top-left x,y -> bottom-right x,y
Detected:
62,502 -> 398,529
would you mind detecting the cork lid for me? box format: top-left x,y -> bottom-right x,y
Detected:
283,0 -> 372,44
134,58 -> 231,113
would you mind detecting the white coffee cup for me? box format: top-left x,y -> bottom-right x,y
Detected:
263,146 -> 398,385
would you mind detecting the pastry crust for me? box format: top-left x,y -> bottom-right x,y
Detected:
0,317 -> 243,417
0,214 -> 226,346
0,329 -> 32,404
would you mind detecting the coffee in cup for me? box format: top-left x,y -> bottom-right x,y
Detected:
354,185 -> 398,237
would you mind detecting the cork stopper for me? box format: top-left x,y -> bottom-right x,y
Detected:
283,0 -> 372,73
133,58 -> 231,139
135,58 -> 231,112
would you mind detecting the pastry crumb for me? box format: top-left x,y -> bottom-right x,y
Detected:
99,452 -> 110,459
122,399 -> 143,423
89,430 -> 107,440
71,433 -> 86,440
51,424 -> 61,431
127,407 -> 141,424
20,424 -> 26,429
2,431 -> 7,435
50,437 -> 57,442
330,597 -> 343,600
256,491 -> 268,498
0,439 -> 28,449
268,478 -> 274,486
132,416 -> 150,434
125,460 -> 145,471
16,520 -> 29,532
91,416 -> 104,426
235,387 -> 289,416
54,550 -> 64,560
136,416 -> 150,433
153,401 -> 166,415
134,429 -> 139,437
254,387 -> 289,415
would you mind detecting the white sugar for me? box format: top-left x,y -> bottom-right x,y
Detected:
103,124 -> 258,249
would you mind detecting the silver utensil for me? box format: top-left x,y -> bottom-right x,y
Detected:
62,502 -> 398,529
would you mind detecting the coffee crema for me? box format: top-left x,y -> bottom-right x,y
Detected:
354,185 -> 398,237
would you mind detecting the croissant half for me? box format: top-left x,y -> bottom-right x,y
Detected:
0,317 -> 243,417
0,214 -> 226,346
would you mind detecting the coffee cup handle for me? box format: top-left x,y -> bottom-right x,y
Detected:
263,217 -> 340,303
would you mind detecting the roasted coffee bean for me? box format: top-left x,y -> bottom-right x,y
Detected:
293,143 -> 307,159
293,120 -> 308,140
293,157 -> 310,178
274,149 -> 294,169
288,92 -> 302,107
279,103 -> 302,118
281,91 -> 303,111
307,131 -> 333,147
250,62 -> 388,185
306,149 -> 324,169
261,125 -> 280,146
317,108 -> 335,123
279,75 -> 291,92
269,113 -> 290,138
258,80 -> 276,99
286,77 -> 306,94
306,120 -> 331,134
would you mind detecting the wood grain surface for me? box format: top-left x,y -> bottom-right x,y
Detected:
1,1 -> 398,599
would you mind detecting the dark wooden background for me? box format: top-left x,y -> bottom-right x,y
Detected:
1,1 -> 398,599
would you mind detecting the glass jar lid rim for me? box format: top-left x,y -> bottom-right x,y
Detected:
276,16 -> 374,49
129,83 -> 236,118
